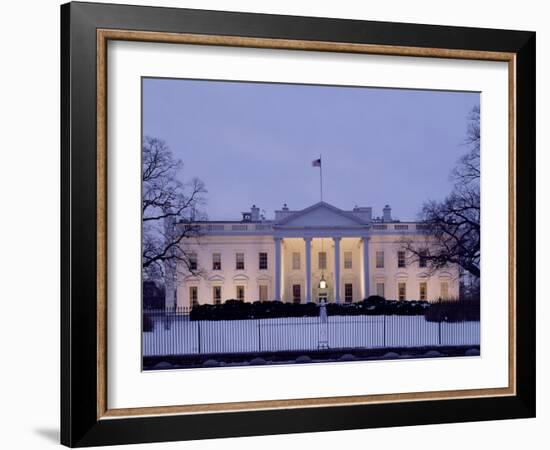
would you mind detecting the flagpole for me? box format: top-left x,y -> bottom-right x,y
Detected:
320,154 -> 323,202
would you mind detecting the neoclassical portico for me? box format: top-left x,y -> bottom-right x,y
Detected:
272,202 -> 372,303
272,235 -> 371,303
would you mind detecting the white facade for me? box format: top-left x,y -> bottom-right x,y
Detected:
173,202 -> 459,308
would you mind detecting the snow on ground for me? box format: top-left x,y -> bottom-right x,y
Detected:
143,315 -> 480,357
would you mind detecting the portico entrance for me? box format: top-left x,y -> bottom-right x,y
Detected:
272,202 -> 372,303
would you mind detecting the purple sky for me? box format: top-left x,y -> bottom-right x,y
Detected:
142,78 -> 479,221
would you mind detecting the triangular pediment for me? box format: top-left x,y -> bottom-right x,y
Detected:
276,202 -> 366,227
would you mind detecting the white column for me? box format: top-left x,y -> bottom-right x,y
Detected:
304,237 -> 312,303
333,237 -> 341,303
362,237 -> 370,299
274,237 -> 282,301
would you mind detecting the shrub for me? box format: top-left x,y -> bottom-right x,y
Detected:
352,297 -> 430,316
189,298 -> 432,320
143,314 -> 154,332
142,281 -> 165,309
424,299 -> 480,322
190,299 -> 319,320
365,295 -> 386,303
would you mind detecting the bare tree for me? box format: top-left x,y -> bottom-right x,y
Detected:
142,136 -> 207,281
452,105 -> 480,185
404,105 -> 480,279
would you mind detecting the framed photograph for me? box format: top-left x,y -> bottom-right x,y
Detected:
61,1 -> 535,447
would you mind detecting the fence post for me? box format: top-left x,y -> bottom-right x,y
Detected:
317,301 -> 329,349
383,314 -> 386,347
438,298 -> 442,346
197,320 -> 201,354
163,307 -> 171,330
258,320 -> 261,352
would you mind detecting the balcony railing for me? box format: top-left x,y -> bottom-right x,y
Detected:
199,223 -> 274,233
371,223 -> 429,233
196,223 -> 428,234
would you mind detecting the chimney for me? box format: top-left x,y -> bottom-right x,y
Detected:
352,206 -> 372,222
250,204 -> 260,221
383,204 -> 392,222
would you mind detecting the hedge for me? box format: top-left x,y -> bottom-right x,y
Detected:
189,296 -> 431,321
424,299 -> 480,322
143,314 -> 154,332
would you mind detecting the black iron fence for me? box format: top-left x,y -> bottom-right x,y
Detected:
143,306 -> 480,357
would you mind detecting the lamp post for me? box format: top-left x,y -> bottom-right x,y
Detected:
319,274 -> 327,290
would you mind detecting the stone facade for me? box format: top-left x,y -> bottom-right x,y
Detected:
172,202 -> 459,308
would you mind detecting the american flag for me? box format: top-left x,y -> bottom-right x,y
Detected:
311,158 -> 321,167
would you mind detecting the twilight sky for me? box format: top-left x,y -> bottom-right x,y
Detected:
142,78 -> 479,221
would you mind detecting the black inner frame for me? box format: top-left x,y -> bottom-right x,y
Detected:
61,2 -> 536,447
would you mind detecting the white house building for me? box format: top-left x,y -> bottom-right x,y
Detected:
171,202 -> 459,308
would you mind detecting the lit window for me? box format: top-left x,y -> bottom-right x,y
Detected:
292,252 -> 301,270
344,283 -> 353,303
419,282 -> 427,301
344,252 -> 352,269
376,251 -> 384,268
419,249 -> 428,268
189,286 -> 198,306
398,282 -> 406,301
213,286 -> 221,304
292,284 -> 301,304
188,253 -> 198,271
259,285 -> 268,301
212,253 -> 221,270
397,251 -> 406,268
236,285 -> 245,301
236,253 -> 245,270
376,282 -> 385,298
259,252 -> 268,270
318,252 -> 327,270
440,282 -> 449,299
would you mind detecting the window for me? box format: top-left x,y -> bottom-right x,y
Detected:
259,252 -> 268,270
344,283 -> 353,303
376,282 -> 385,298
213,286 -> 221,304
292,252 -> 301,270
419,249 -> 428,268
292,284 -> 301,304
318,251 -> 327,270
235,252 -> 245,270
212,253 -> 221,270
376,251 -> 384,268
189,286 -> 198,306
419,282 -> 427,301
398,282 -> 406,301
188,253 -> 198,271
440,282 -> 449,299
397,250 -> 406,268
259,285 -> 268,301
236,285 -> 245,301
344,251 -> 352,269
